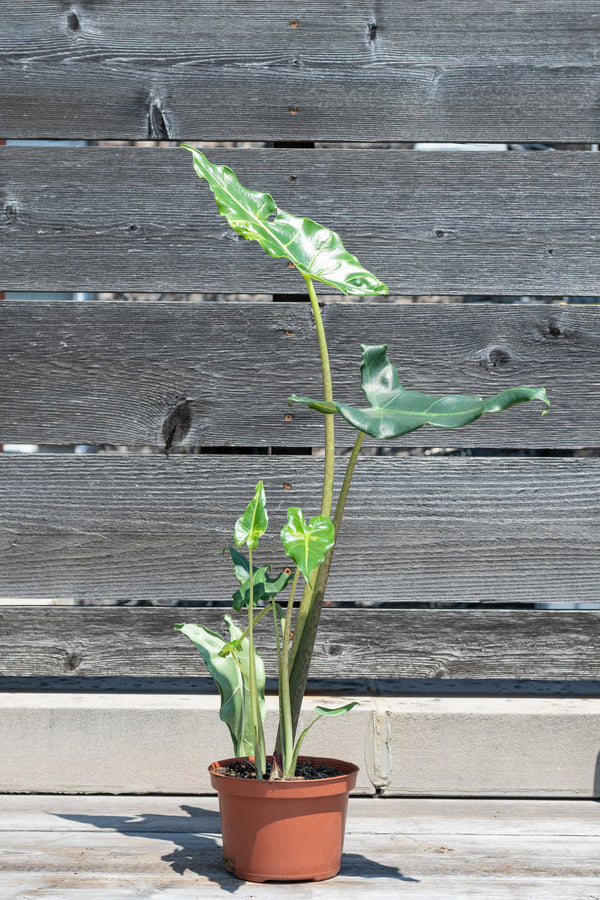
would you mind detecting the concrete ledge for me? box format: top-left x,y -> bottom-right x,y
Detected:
384,696 -> 600,797
1,693 -> 599,796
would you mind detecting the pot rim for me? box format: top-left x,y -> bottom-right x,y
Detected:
209,755 -> 359,797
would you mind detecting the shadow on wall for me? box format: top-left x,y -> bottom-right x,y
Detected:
594,751 -> 600,800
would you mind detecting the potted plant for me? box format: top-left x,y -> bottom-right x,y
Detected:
175,148 -> 549,883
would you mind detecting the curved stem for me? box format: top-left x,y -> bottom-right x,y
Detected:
288,431 -> 365,732
279,567 -> 300,772
303,273 -> 335,518
333,431 -> 365,538
287,274 -> 335,669
247,546 -> 266,777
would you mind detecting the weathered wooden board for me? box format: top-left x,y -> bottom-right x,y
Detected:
0,455 -> 598,606
3,148 -> 600,294
0,797 -> 598,898
1,607 -> 599,679
2,874 -> 598,900
2,2 -> 600,141
0,300 -> 591,448
4,795 -> 600,836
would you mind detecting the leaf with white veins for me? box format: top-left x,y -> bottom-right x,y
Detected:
182,146 -> 388,296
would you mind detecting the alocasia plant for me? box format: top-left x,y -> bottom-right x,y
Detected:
176,147 -> 549,779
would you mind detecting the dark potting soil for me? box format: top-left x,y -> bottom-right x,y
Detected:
217,760 -> 343,780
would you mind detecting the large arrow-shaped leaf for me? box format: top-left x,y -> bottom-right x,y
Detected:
281,508 -> 335,580
175,617 -> 265,757
290,344 -> 549,439
182,145 -> 388,297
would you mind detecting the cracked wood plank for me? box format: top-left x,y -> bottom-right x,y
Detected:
0,797 -> 598,897
3,149 -> 600,293
1,607 -> 599,679
0,301 -> 595,448
2,2 -> 600,141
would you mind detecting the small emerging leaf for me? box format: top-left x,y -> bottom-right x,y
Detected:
287,701 -> 360,775
233,565 -> 294,610
314,701 -> 359,717
290,344 -> 549,439
182,146 -> 388,297
234,481 -> 268,550
218,637 -> 243,657
281,508 -> 335,579
227,547 -> 294,610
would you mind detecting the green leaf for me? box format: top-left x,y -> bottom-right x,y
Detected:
227,545 -> 255,587
175,618 -> 266,757
281,508 -> 335,579
286,701 -> 360,776
182,145 -> 388,297
314,701 -> 360,717
227,547 -> 294,611
234,481 -> 268,550
290,344 -> 549,439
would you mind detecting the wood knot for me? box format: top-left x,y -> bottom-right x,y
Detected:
477,345 -> 513,373
547,321 -> 562,338
64,652 -> 82,672
162,397 -> 195,452
148,98 -> 170,140
487,347 -> 512,368
67,9 -> 81,31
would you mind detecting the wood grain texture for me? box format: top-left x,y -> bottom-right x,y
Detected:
1,607 -> 599,681
0,300 -> 590,448
0,797 -> 599,897
3,148 -> 600,294
2,1 -> 600,141
0,454 -> 598,607
4,795 -> 599,836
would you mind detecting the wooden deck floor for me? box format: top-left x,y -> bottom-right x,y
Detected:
1,796 -> 598,898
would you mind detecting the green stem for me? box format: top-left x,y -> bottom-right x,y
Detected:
271,599 -> 285,773
280,568 -> 300,774
303,273 -> 335,517
233,603 -> 271,645
247,546 -> 266,777
287,431 -> 365,733
333,431 -> 365,538
287,274 -> 335,670
272,600 -> 283,673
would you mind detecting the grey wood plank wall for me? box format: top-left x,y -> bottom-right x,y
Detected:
1,455 -> 598,605
2,1 -> 600,141
3,149 -> 600,294
2,607 -> 599,680
2,0 -> 599,690
0,301 -> 591,449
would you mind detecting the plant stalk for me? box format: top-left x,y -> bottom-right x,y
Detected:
247,546 -> 266,777
288,275 -> 335,665
280,567 -> 300,774
287,431 -> 365,733
302,273 -> 335,518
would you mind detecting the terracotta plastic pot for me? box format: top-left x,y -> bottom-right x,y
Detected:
209,755 -> 359,882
